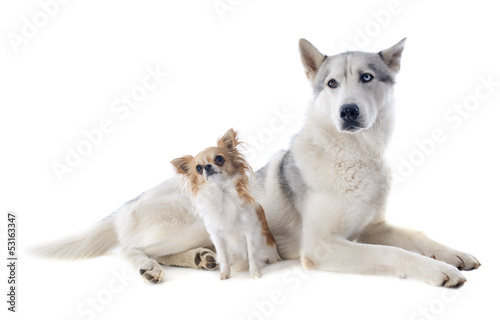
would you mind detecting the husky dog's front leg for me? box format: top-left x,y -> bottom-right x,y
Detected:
302,234 -> 467,287
300,195 -> 467,287
359,222 -> 481,271
211,234 -> 231,280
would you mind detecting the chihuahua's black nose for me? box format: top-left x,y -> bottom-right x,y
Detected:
204,164 -> 212,172
340,104 -> 360,121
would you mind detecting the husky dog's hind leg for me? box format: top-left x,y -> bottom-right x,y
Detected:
155,247 -> 218,270
121,247 -> 165,284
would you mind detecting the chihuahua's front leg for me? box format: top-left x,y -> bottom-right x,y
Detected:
211,234 -> 231,280
246,235 -> 262,279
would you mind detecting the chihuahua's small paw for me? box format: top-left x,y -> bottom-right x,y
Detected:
220,270 -> 231,280
194,248 -> 219,271
251,269 -> 262,279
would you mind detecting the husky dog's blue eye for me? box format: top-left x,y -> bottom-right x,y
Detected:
327,79 -> 338,88
196,165 -> 203,174
361,73 -> 373,83
214,156 -> 225,165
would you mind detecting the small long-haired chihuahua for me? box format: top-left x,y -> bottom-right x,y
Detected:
171,129 -> 281,279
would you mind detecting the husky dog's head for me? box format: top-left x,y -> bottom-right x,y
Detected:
299,38 -> 406,134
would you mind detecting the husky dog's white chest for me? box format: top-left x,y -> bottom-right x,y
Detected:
291,127 -> 390,239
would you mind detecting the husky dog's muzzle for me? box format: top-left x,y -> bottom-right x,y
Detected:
339,104 -> 361,132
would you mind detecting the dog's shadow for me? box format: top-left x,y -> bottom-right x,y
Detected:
162,259 -> 303,283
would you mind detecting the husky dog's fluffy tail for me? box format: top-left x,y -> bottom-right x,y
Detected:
36,217 -> 118,260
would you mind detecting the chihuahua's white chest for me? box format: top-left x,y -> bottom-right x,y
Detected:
195,177 -> 249,231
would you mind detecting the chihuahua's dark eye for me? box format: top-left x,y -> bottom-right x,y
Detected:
196,165 -> 203,174
361,73 -> 373,83
214,155 -> 225,166
327,79 -> 338,88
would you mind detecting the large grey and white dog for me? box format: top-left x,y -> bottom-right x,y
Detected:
40,39 -> 480,287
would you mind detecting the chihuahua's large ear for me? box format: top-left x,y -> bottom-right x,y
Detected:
299,38 -> 326,82
171,155 -> 194,175
379,38 -> 406,73
217,128 -> 238,150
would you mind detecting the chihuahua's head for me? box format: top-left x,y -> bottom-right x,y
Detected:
171,129 -> 253,200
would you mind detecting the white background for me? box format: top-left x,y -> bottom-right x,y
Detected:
1,0 -> 499,319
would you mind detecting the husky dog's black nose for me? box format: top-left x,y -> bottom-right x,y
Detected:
204,164 -> 212,172
340,104 -> 360,121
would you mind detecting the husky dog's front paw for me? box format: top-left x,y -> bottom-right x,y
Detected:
418,260 -> 467,288
139,260 -> 165,284
194,249 -> 219,271
435,265 -> 467,288
220,270 -> 231,280
425,250 -> 480,271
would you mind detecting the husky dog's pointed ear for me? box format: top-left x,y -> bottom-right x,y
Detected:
299,39 -> 326,82
379,38 -> 406,73
171,155 -> 194,175
217,128 -> 238,150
